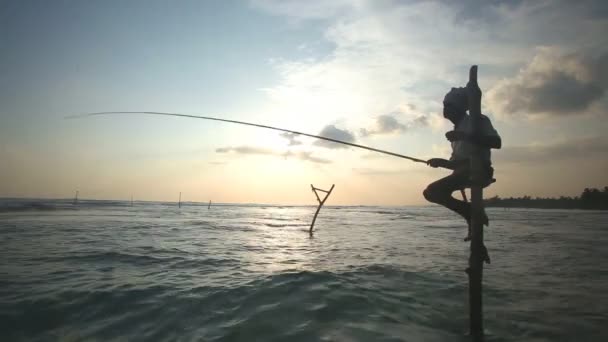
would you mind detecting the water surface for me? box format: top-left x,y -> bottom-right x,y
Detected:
1,199 -> 607,341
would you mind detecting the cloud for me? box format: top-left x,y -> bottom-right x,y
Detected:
487,48 -> 608,118
360,115 -> 405,137
352,167 -> 408,176
284,151 -> 331,164
256,0 -> 608,123
250,0 -> 352,20
360,114 -> 428,137
490,135 -> 608,197
495,136 -> 608,164
359,152 -> 387,160
351,166 -> 429,177
215,146 -> 275,155
313,125 -> 356,149
215,145 -> 331,164
280,132 -> 303,146
255,1 -> 564,133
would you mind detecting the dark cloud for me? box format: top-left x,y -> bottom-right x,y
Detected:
412,115 -> 428,126
313,125 -> 356,149
495,136 -> 608,164
525,72 -> 603,113
376,115 -> 406,132
442,0 -> 526,26
488,49 -> 608,118
280,132 -> 303,146
215,145 -> 331,164
360,114 -> 428,137
444,0 -> 608,48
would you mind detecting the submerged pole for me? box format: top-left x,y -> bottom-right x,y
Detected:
208,200 -> 211,209
309,184 -> 335,235
467,65 -> 485,341
73,190 -> 79,205
178,192 -> 182,208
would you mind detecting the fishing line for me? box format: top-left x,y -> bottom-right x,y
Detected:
66,111 -> 428,164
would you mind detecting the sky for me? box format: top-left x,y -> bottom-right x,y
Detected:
1,0 -> 607,205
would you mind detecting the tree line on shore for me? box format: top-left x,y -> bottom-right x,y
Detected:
484,186 -> 608,210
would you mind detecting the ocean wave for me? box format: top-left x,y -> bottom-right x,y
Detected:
57,251 -> 187,266
264,217 -> 300,221
264,223 -> 309,228
370,210 -> 397,215
4,266 -> 449,339
0,199 -> 137,213
390,215 -> 414,220
0,201 -> 66,213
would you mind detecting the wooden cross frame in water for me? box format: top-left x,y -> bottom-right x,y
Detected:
309,184 -> 335,235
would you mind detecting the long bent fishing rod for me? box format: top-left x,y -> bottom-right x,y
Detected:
67,111 -> 427,164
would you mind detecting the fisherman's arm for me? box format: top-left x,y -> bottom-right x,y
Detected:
445,131 -> 501,149
469,134 -> 501,149
427,158 -> 468,170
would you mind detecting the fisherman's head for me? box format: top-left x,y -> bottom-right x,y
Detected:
443,87 -> 468,124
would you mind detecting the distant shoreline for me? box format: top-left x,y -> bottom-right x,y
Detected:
484,203 -> 608,210
484,186 -> 608,210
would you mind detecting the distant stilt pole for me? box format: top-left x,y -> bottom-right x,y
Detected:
131,195 -> 133,207
309,184 -> 335,235
178,192 -> 182,208
467,65 -> 487,341
208,200 -> 211,209
73,190 -> 79,205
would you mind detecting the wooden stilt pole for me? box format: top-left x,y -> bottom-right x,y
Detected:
309,184 -> 335,235
208,200 -> 211,209
73,191 -> 79,205
178,192 -> 182,208
467,65 -> 485,341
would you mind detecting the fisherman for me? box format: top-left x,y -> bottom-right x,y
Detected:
424,87 -> 501,240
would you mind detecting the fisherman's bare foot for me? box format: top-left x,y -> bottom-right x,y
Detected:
482,244 -> 491,264
482,209 -> 489,226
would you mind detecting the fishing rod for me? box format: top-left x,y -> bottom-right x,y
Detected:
66,111 -> 428,164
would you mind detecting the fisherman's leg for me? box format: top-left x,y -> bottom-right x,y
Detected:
423,174 -> 471,220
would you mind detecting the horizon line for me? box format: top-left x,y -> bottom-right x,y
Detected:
0,196 -> 428,208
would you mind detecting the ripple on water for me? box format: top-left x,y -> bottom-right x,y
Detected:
1,203 -> 607,341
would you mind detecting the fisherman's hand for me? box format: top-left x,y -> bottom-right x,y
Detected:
427,158 -> 447,168
445,130 -> 468,142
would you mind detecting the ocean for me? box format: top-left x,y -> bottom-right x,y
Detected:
1,198 -> 607,341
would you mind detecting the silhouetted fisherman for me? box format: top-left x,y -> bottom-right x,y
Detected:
424,87 -> 501,241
